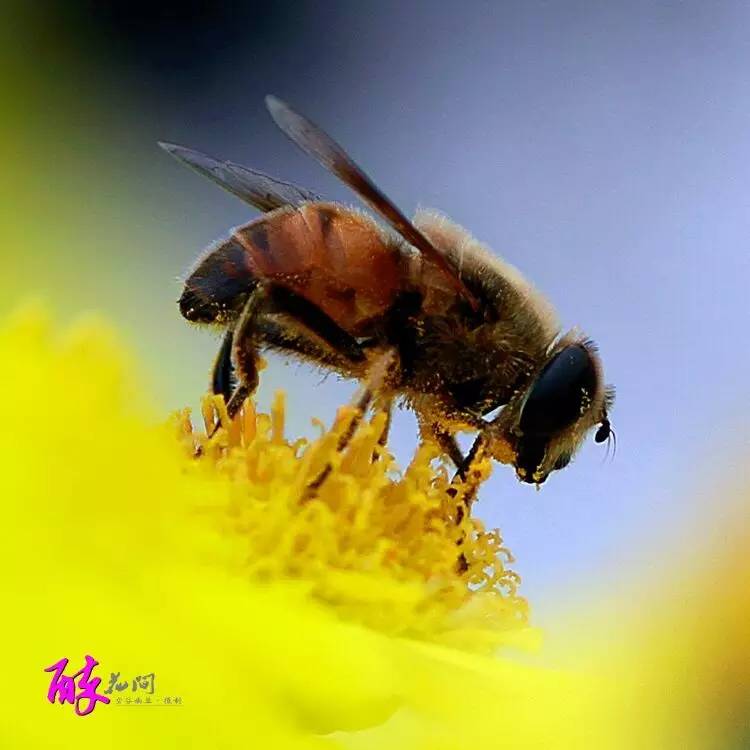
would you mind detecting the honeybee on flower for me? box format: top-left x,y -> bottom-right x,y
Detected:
162,96 -> 615,493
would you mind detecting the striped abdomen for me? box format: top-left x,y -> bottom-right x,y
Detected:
180,202 -> 409,334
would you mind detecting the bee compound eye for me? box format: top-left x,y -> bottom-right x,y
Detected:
519,344 -> 599,436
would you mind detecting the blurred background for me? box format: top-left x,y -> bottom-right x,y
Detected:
3,0 -> 748,626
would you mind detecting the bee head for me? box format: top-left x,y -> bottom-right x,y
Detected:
492,337 -> 614,486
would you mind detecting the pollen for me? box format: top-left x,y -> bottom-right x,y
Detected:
173,391 -> 527,643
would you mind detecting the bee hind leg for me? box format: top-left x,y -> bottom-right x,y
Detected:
209,282 -> 370,438
208,288 -> 265,437
266,284 -> 365,365
254,316 -> 357,371
211,328 -> 236,404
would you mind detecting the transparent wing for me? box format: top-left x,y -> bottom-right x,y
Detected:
265,95 -> 478,309
159,141 -> 322,212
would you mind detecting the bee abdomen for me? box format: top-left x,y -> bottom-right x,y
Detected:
180,237 -> 257,323
232,203 -> 407,334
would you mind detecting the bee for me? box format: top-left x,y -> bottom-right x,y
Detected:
160,96 -> 615,488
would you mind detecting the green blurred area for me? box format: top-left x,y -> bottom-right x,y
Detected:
1,5 -> 170,395
0,3 -> 310,418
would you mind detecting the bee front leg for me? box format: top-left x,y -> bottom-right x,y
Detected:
425,423 -> 466,470
450,433 -> 489,518
446,433 -> 491,574
422,420 -> 487,544
453,434 -> 487,481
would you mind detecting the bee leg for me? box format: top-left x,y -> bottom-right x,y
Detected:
449,433 -> 488,518
254,317 -> 354,371
423,422 -> 486,572
225,289 -> 266,419
204,328 -> 239,441
258,315 -> 393,462
210,284 -> 368,440
208,288 -> 265,436
338,386 -> 376,452
373,398 -> 394,461
447,434 -> 490,574
211,327 -> 236,403
307,350 -> 396,492
427,424 -> 466,469
306,385 -> 374,492
454,434 -> 487,481
266,284 -> 365,364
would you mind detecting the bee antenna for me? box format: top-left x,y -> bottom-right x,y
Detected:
607,426 -> 617,462
594,416 -> 616,463
600,425 -> 616,463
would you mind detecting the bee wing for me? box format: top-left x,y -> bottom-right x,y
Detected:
265,95 -> 478,309
158,141 -> 321,212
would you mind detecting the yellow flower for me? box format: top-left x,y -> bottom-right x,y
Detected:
173,390 -> 526,646
1,305 -> 747,748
